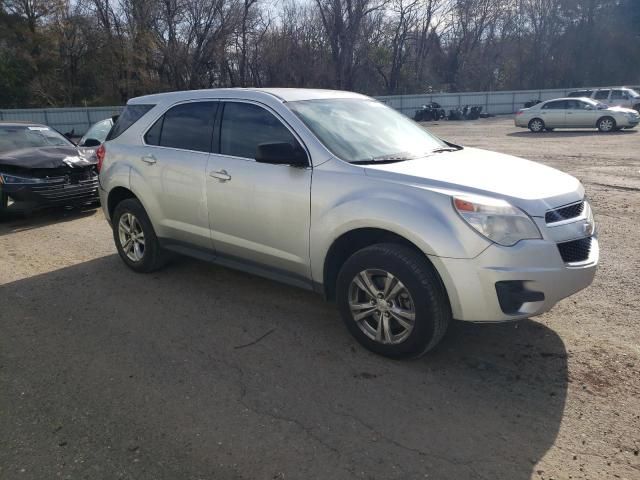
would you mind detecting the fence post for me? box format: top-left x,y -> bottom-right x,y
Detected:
86,108 -> 92,133
43,109 -> 49,126
512,93 -> 515,113
0,110 -> 3,120
485,93 -> 489,114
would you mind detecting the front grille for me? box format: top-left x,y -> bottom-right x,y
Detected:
557,237 -> 592,263
30,176 -> 99,203
546,201 -> 584,224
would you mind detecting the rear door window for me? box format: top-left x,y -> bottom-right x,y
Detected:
542,101 -> 566,110
144,101 -> 217,153
107,104 -> 154,140
610,90 -> 627,100
594,90 -> 610,100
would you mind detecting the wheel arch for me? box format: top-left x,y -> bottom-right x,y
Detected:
322,227 -> 449,304
107,186 -> 140,220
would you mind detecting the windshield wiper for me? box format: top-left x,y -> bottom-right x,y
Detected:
430,146 -> 460,153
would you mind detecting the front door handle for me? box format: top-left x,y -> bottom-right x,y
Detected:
141,154 -> 157,164
210,169 -> 231,182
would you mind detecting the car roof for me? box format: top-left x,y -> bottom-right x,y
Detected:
127,88 -> 369,105
544,97 -> 591,102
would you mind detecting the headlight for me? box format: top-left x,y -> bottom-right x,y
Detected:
0,173 -> 47,185
453,194 -> 541,246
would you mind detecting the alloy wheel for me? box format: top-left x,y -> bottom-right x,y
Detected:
599,118 -> 613,132
530,119 -> 543,132
348,269 -> 416,345
118,212 -> 145,262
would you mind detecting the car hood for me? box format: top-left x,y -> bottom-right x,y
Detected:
607,106 -> 638,115
363,147 -> 583,217
0,146 -> 95,170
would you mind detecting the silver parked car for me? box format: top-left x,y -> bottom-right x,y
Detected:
515,97 -> 640,132
98,89 -> 598,358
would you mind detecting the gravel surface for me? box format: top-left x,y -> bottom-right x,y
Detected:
1,117 -> 639,480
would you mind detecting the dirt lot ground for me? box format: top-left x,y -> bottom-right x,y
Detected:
1,117 -> 639,480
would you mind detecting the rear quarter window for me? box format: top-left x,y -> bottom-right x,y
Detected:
106,104 -> 154,140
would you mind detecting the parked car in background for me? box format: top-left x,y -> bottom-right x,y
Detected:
515,97 -> 640,132
567,87 -> 640,111
0,122 -> 99,216
98,88 -> 598,358
77,117 -> 115,160
413,102 -> 446,121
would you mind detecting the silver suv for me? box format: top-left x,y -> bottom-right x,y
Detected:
98,89 -> 598,358
568,87 -> 640,111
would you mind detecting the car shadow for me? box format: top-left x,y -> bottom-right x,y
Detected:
0,204 -> 99,236
508,129 -> 637,138
0,255 -> 568,479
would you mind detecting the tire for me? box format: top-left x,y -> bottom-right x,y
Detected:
112,198 -> 166,273
597,116 -> 616,133
528,118 -> 545,133
336,243 -> 451,358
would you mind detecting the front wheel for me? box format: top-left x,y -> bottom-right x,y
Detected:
597,116 -> 616,133
528,118 -> 545,133
336,244 -> 451,358
112,198 -> 167,273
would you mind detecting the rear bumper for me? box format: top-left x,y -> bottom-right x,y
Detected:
430,237 -> 598,322
1,175 -> 99,211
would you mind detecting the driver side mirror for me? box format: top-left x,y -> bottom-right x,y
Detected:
255,142 -> 308,167
81,138 -> 102,147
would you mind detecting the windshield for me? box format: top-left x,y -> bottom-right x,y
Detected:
80,119 -> 113,145
628,89 -> 640,98
287,98 -> 447,163
0,125 -> 72,154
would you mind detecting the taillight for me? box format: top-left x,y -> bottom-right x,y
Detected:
96,144 -> 105,173
515,110 -> 524,115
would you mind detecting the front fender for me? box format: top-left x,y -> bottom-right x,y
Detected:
309,165 -> 491,283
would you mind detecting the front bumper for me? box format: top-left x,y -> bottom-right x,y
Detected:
430,236 -> 598,322
1,173 -> 99,211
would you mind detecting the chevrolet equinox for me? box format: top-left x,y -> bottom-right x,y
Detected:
98,88 -> 598,358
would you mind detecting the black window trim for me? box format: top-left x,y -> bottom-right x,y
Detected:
141,99 -> 219,155
213,99 -> 311,168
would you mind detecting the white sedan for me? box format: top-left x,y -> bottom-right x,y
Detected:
515,97 -> 640,133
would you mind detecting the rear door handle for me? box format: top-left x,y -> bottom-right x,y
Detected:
210,169 -> 231,181
141,154 -> 157,164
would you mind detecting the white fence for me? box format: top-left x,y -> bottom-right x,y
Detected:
0,106 -> 123,137
0,86 -> 627,135
376,88 -> 577,117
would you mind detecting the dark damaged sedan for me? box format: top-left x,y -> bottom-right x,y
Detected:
0,122 -> 99,216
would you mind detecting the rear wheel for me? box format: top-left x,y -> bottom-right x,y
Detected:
597,116 -> 616,133
528,118 -> 545,133
336,243 -> 450,358
112,198 -> 166,273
